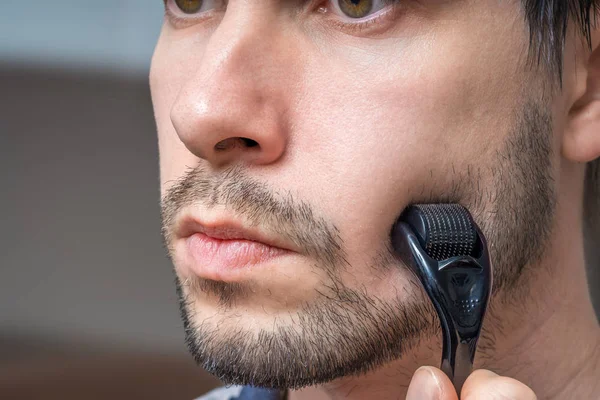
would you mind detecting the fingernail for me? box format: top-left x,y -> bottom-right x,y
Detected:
406,366 -> 442,400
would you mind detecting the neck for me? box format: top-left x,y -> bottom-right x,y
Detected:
290,205 -> 600,400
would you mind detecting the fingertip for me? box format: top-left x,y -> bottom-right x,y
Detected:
492,376 -> 537,400
461,370 -> 537,400
461,370 -> 498,399
406,366 -> 458,400
465,369 -> 499,383
406,367 -> 441,400
427,367 -> 459,400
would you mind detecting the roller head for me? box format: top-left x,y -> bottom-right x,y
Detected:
400,204 -> 477,261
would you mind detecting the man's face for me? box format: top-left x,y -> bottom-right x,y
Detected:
151,0 -> 560,389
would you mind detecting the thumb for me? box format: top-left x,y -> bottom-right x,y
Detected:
406,366 -> 459,400
460,370 -> 537,399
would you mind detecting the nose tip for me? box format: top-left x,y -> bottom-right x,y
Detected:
170,98 -> 288,167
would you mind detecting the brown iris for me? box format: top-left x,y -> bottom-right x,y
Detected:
338,0 -> 373,18
174,0 -> 203,14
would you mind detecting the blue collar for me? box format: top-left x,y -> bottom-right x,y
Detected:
237,387 -> 287,400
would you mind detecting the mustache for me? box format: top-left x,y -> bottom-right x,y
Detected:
160,165 -> 347,274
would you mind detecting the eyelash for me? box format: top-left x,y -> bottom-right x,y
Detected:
162,0 -> 405,34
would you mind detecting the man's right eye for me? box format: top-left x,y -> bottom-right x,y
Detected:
163,0 -> 223,26
174,0 -> 203,14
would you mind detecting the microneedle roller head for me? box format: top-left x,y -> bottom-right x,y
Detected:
400,204 -> 477,261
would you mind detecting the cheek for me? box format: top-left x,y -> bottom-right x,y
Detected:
287,15 -> 527,255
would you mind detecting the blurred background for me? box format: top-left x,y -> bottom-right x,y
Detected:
1,2 -> 599,400
0,1 -> 220,399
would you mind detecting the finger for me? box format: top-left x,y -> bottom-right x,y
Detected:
461,370 -> 537,400
406,366 -> 459,400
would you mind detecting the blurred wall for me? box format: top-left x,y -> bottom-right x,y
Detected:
0,1 -> 163,75
0,66 -> 189,353
0,1 -> 189,354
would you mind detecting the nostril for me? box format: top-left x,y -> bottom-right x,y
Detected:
241,138 -> 259,148
214,137 -> 259,152
214,139 -> 233,151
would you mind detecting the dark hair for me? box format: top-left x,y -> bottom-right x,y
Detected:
524,0 -> 598,76
524,0 -> 599,264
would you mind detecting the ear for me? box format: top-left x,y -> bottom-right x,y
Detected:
563,29 -> 600,163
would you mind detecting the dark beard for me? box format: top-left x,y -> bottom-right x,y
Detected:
175,275 -> 437,389
162,101 -> 556,389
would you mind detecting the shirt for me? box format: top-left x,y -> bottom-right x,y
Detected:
197,386 -> 287,400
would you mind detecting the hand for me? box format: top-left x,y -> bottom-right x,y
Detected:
406,367 -> 537,400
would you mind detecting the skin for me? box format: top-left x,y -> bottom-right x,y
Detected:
150,0 -> 600,398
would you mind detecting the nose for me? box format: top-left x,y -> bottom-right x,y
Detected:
170,9 -> 293,168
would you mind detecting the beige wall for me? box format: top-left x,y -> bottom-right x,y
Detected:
0,65 -> 185,351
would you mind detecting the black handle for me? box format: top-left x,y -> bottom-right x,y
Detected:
392,221 -> 492,394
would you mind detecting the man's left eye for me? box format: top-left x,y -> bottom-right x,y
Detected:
334,0 -> 388,19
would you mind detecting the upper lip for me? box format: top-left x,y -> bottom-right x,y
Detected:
175,212 -> 298,253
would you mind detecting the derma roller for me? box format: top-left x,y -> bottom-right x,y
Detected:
391,204 -> 492,394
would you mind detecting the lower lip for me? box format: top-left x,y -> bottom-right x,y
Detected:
184,233 -> 289,279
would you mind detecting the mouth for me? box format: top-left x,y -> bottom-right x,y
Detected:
173,212 -> 299,281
